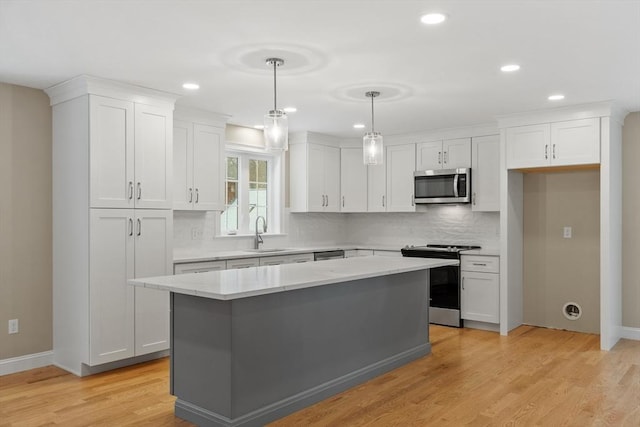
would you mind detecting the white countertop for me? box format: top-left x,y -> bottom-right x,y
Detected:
173,244 -> 404,263
461,248 -> 500,256
131,256 -> 458,300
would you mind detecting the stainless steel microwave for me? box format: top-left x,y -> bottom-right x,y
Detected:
414,168 -> 471,204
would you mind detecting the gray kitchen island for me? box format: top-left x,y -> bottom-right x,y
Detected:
130,256 -> 458,427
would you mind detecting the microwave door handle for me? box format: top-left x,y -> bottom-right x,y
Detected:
453,174 -> 459,198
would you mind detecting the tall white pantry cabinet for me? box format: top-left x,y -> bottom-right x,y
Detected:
46,76 -> 177,376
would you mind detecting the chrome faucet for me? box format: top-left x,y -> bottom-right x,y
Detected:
254,216 -> 267,249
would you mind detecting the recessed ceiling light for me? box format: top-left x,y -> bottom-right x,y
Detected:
182,82 -> 200,90
283,107 -> 297,113
500,64 -> 520,72
420,13 -> 447,25
548,94 -> 565,101
254,124 -> 264,129
353,123 -> 365,129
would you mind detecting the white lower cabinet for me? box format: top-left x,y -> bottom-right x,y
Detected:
226,257 -> 260,269
344,249 -> 374,258
373,249 -> 402,257
259,253 -> 314,266
89,209 -> 172,366
174,260 -> 226,274
461,255 -> 500,324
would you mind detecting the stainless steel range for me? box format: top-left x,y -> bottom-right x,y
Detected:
401,244 -> 481,327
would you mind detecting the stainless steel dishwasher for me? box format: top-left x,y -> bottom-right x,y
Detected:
313,250 -> 345,261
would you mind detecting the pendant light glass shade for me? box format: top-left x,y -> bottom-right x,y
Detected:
363,132 -> 383,165
264,58 -> 288,151
264,109 -> 288,150
363,91 -> 383,165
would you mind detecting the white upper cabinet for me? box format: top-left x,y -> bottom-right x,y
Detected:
89,95 -> 172,209
340,148 -> 368,212
173,117 -> 226,211
506,118 -> 600,169
416,138 -> 471,170
471,135 -> 500,212
89,96 -> 135,208
550,118 -> 601,166
290,135 -> 341,212
386,144 -> 416,212
367,161 -> 386,212
134,104 -> 172,209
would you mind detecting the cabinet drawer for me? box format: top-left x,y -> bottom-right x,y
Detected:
174,260 -> 226,274
259,253 -> 314,266
461,255 -> 499,273
226,257 -> 260,269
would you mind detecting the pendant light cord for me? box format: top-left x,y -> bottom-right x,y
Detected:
371,94 -> 375,132
273,60 -> 277,111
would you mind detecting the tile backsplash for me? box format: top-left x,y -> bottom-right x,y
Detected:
173,205 -> 499,252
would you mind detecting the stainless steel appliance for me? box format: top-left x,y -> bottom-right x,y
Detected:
401,244 -> 480,327
414,168 -> 471,204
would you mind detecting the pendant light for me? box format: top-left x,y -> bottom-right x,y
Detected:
264,58 -> 288,151
363,91 -> 383,165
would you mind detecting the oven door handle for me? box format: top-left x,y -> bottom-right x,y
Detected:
453,173 -> 459,198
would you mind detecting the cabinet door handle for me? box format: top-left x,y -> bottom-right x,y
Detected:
552,144 -> 556,159
128,181 -> 134,200
438,151 -> 442,164
545,144 -> 548,160
412,194 -> 415,206
136,218 -> 141,236
462,277 -> 465,290
326,195 -> 329,206
195,188 -> 199,203
382,195 -> 385,207
188,188 -> 193,203
473,263 -> 487,266
473,192 -> 477,205
444,151 -> 448,165
137,182 -> 142,200
342,196 -> 345,208
128,218 -> 133,236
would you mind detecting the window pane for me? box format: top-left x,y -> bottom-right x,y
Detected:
249,182 -> 257,206
257,207 -> 267,220
257,160 -> 268,183
226,181 -> 237,205
221,206 -> 238,233
227,157 -> 238,180
249,210 -> 257,232
249,159 -> 257,182
257,183 -> 267,206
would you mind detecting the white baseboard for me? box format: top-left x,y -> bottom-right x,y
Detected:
0,350 -> 54,376
620,326 -> 640,341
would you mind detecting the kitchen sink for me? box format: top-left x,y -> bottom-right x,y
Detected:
244,248 -> 290,253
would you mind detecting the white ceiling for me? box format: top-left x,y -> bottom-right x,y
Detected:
1,0 -> 639,137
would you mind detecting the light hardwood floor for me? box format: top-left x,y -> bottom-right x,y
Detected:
1,325 -> 638,426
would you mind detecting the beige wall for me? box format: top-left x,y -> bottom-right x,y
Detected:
523,170 -> 601,333
0,83 -> 52,359
622,112 -> 640,328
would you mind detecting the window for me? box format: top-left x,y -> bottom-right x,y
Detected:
221,150 -> 282,235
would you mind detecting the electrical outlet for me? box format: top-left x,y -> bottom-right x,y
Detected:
191,228 -> 204,240
563,226 -> 572,239
8,319 -> 18,334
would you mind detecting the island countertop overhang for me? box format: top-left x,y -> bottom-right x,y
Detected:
129,256 -> 458,300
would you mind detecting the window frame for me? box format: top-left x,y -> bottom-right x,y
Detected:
220,144 -> 284,236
